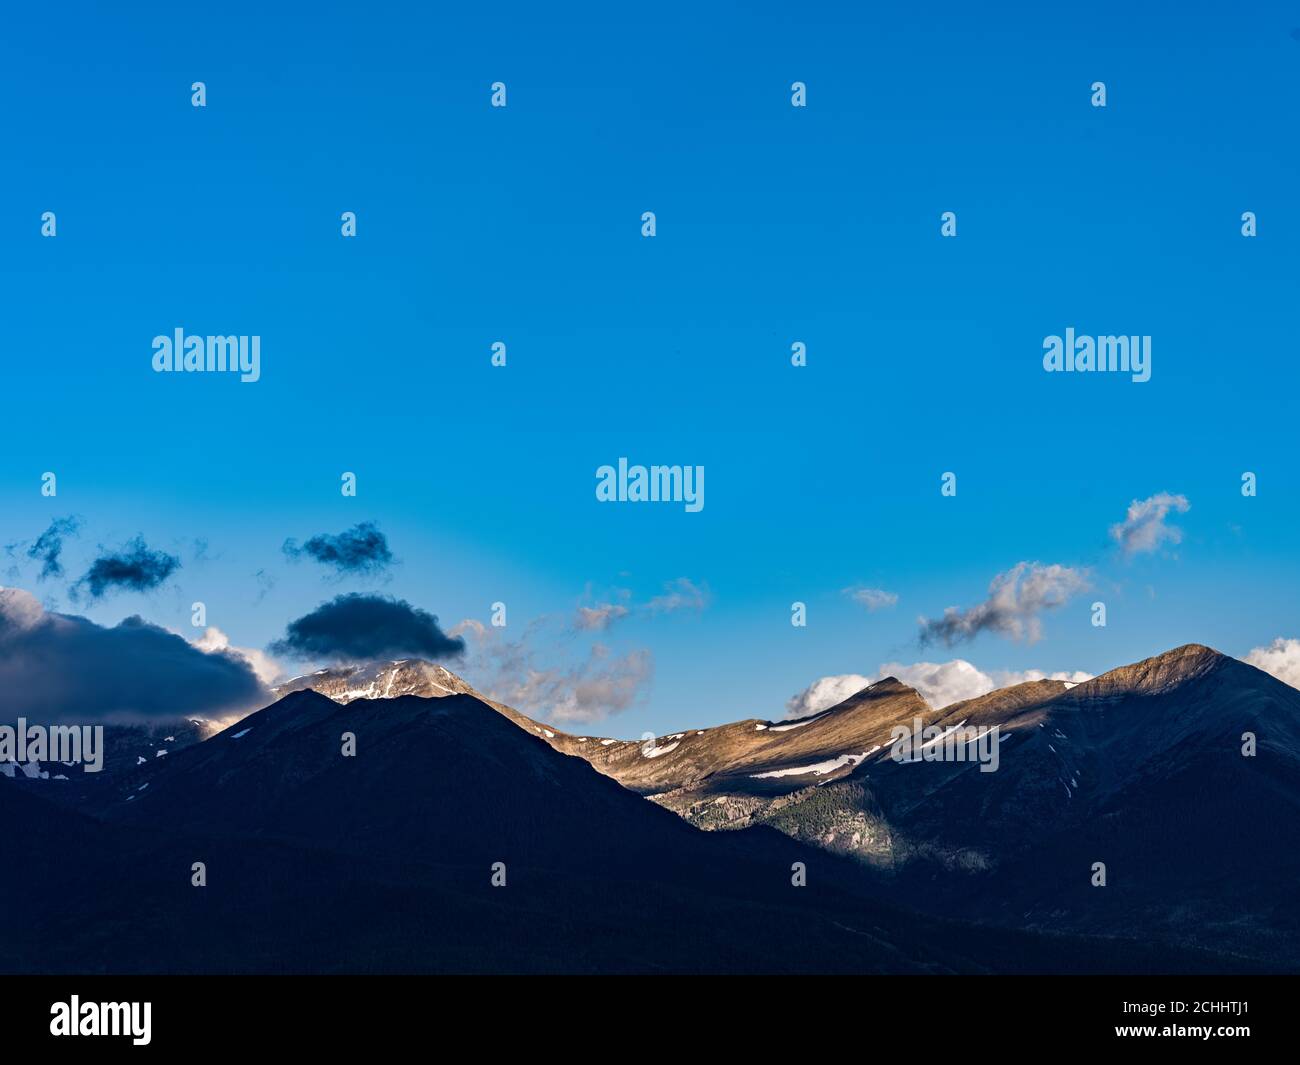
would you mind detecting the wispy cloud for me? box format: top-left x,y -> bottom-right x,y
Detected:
574,603 -> 631,632
252,568 -> 276,605
571,577 -> 710,632
646,577 -> 711,615
455,616 -> 653,725
17,516 -> 83,580
528,644 -> 654,725
843,585 -> 898,611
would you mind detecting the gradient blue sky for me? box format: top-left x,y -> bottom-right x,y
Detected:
2,2 -> 1298,734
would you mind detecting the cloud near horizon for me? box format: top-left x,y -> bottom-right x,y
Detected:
283,521 -> 394,576
0,586 -> 269,722
270,593 -> 465,662
1110,492 -> 1190,557
536,644 -> 654,725
785,658 -> 1093,717
1244,637 -> 1300,690
192,626 -> 283,687
454,616 -> 653,724
918,561 -> 1089,647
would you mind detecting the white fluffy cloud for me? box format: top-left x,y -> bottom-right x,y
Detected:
1244,637 -> 1300,690
1110,492 -> 1190,557
786,659 -> 1093,717
784,673 -> 874,718
918,561 -> 1089,647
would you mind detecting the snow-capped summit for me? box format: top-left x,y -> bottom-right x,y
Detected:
271,659 -> 477,705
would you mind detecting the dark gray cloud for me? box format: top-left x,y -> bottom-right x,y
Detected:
0,587 -> 268,722
283,522 -> 393,576
918,562 -> 1089,648
75,536 -> 180,600
270,593 -> 465,662
16,516 -> 82,580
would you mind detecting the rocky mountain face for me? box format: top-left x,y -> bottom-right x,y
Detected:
272,660 -> 478,704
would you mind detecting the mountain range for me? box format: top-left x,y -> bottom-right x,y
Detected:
262,644 -> 1300,967
5,644 -> 1297,972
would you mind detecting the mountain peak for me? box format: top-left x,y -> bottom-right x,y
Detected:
1153,642 -> 1224,660
1066,643 -> 1228,700
272,659 -> 476,705
823,675 -> 931,716
1123,642 -> 1226,679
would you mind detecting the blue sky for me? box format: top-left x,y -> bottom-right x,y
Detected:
2,2 -> 1298,734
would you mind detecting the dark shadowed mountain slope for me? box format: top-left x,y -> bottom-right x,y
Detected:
100,689 -> 719,877
758,645 -> 1300,966
36,643 -> 1295,970
1,718 -> 214,793
843,645 -> 1300,863
6,684 -> 1258,974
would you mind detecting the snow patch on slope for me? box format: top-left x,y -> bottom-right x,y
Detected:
751,747 -> 879,779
